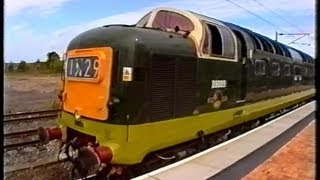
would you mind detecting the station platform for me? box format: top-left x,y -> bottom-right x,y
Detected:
133,101 -> 315,180
244,120 -> 315,179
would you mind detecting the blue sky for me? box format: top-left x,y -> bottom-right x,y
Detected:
5,0 -> 315,62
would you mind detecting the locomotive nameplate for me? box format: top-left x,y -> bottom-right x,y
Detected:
66,57 -> 99,78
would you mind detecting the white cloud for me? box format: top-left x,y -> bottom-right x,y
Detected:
4,0 -> 73,16
4,0 -> 315,61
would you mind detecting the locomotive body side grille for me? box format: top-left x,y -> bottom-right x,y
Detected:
174,58 -> 197,118
150,54 -> 197,121
150,55 -> 175,121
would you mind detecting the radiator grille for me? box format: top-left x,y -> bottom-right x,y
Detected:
150,54 -> 196,121
174,59 -> 197,117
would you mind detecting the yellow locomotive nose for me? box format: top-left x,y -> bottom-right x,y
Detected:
38,127 -> 62,144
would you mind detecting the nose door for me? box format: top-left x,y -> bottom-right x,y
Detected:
62,47 -> 114,120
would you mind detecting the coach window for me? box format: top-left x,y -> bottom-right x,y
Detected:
265,39 -> 275,54
306,55 -> 313,63
289,48 -> 303,62
283,64 -> 291,76
248,33 -> 262,50
281,45 -> 292,58
309,67 -> 314,77
256,36 -> 269,53
294,66 -> 302,75
272,42 -> 284,56
152,11 -> 194,32
272,62 -> 280,76
255,60 -> 266,75
302,67 -> 308,77
300,53 -> 309,63
278,44 -> 287,57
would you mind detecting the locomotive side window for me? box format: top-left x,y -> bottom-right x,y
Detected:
255,60 -> 266,75
231,29 -> 247,57
152,11 -> 194,32
202,26 -> 209,54
271,62 -> 280,76
207,24 -> 223,56
283,64 -> 291,76
206,24 -> 235,58
219,27 -> 235,57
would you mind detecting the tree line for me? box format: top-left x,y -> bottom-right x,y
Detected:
6,51 -> 64,73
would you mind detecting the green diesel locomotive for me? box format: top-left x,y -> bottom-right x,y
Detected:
38,7 -> 314,179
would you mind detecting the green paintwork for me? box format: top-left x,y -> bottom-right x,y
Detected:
67,25 -> 196,124
58,89 -> 314,164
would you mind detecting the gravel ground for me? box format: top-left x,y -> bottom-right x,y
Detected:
5,161 -> 72,180
4,75 -> 62,113
4,74 -> 70,179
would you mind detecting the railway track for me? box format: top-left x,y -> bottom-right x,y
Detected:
4,109 -> 60,124
4,110 -> 60,151
4,129 -> 41,151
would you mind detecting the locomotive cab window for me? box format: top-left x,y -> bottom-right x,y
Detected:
205,23 -> 235,58
271,62 -> 280,76
255,60 -> 266,75
152,11 -> 194,32
136,12 -> 152,27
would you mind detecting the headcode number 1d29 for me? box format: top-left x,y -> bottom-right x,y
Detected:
67,58 -> 99,78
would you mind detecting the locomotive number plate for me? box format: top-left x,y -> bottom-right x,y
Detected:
67,57 -> 99,78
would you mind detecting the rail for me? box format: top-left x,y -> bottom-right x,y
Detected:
4,109 -> 60,123
4,129 -> 41,151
